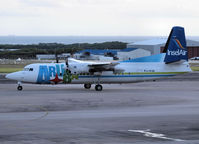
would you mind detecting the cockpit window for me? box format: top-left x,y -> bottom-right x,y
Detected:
29,68 -> 33,71
23,68 -> 34,71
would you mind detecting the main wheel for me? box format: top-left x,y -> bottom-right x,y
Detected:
95,84 -> 103,91
17,86 -> 23,91
84,84 -> 91,89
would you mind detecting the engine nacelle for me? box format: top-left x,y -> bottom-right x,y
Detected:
68,63 -> 89,74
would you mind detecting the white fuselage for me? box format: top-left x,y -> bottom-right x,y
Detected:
6,60 -> 191,85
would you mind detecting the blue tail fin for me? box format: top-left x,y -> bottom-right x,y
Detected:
164,26 -> 188,64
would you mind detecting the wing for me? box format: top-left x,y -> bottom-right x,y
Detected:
67,58 -> 124,75
88,62 -> 119,73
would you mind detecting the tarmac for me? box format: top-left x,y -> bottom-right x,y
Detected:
0,73 -> 199,144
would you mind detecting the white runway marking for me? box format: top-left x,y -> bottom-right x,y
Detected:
128,129 -> 185,142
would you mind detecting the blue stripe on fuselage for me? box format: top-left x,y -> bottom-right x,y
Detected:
78,74 -> 175,78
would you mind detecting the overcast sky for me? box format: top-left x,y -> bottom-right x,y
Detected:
0,0 -> 198,36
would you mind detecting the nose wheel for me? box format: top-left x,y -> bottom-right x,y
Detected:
17,81 -> 23,91
95,84 -> 103,91
17,86 -> 23,91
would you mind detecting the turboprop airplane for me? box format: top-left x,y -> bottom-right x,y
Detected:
6,26 -> 192,91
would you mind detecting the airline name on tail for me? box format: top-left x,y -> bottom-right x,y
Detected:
167,49 -> 187,56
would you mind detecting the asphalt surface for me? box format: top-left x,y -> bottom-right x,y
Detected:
0,73 -> 199,144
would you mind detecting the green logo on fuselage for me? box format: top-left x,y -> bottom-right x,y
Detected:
63,69 -> 78,83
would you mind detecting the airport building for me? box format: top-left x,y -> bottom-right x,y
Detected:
77,48 -> 150,61
127,38 -> 199,58
36,54 -> 56,60
73,53 -> 114,61
36,54 -> 70,60
117,48 -> 150,61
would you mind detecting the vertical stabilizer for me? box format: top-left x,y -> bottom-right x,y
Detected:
164,26 -> 188,64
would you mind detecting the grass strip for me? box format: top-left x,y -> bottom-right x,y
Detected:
191,67 -> 199,71
0,68 -> 23,73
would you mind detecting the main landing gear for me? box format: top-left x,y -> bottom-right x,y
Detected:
95,77 -> 103,91
84,83 -> 91,89
95,84 -> 103,91
84,83 -> 103,91
17,82 -> 23,91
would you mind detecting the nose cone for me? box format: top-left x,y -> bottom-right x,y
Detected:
6,73 -> 16,80
5,71 -> 23,81
5,73 -> 13,79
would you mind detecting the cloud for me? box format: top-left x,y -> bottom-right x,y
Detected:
19,0 -> 60,8
0,0 -> 199,35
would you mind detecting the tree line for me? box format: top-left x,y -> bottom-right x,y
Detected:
0,41 -> 126,59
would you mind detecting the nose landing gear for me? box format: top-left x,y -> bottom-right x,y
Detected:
17,82 -> 23,91
17,86 -> 23,91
